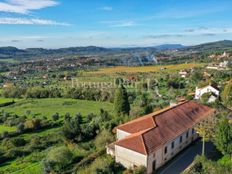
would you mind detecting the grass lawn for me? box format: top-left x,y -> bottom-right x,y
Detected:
0,125 -> 16,133
0,98 -> 18,104
2,98 -> 113,119
19,127 -> 61,140
88,63 -> 204,74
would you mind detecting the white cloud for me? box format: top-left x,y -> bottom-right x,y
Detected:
112,21 -> 136,27
0,0 -> 58,14
100,20 -> 136,27
0,17 -> 70,26
99,6 -> 112,11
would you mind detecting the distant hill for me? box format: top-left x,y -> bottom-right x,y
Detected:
183,40 -> 232,51
0,46 -> 159,60
0,40 -> 232,61
155,44 -> 186,50
25,46 -> 109,55
0,46 -> 110,60
0,47 -> 23,54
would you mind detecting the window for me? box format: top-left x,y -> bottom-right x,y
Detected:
179,136 -> 183,143
164,146 -> 167,154
152,160 -> 156,171
171,142 -> 175,149
186,131 -> 189,139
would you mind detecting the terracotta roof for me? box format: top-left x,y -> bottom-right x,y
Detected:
116,113 -> 156,134
113,101 -> 216,155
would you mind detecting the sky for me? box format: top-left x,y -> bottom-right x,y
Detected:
0,0 -> 232,48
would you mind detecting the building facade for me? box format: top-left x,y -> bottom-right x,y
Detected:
107,101 -> 215,174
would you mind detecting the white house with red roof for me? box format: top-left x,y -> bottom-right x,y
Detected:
107,101 -> 215,174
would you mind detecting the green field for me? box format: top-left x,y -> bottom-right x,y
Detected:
2,98 -> 113,118
0,98 -> 113,174
0,153 -> 44,174
0,125 -> 16,133
0,98 -> 17,104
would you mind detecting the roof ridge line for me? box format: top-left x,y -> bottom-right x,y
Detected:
117,101 -> 190,130
141,134 -> 148,155
152,100 -> 189,119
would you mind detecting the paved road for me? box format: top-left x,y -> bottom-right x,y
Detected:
156,140 -> 216,174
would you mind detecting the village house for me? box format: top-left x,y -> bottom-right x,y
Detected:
209,51 -> 230,59
195,84 -> 220,103
179,70 -> 189,78
107,101 -> 215,174
219,61 -> 229,68
206,61 -> 229,70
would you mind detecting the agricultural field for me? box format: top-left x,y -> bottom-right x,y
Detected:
2,98 -> 113,119
88,63 -> 204,74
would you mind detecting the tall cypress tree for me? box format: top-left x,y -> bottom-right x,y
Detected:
114,85 -> 130,116
221,80 -> 232,108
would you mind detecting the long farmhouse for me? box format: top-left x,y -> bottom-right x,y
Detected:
107,101 -> 216,174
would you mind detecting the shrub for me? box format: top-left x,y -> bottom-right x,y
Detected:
1,131 -> 9,139
52,113 -> 60,121
44,146 -> 73,173
11,137 -> 27,147
95,130 -> 114,150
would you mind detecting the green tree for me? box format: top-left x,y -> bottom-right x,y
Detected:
191,70 -> 203,84
114,85 -> 130,116
195,115 -> 217,156
52,113 -> 60,121
221,80 -> 232,108
95,130 -> 114,150
62,115 -> 82,142
215,119 -> 232,158
140,93 -> 153,115
44,146 -> 73,173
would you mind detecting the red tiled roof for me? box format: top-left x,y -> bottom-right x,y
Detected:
116,113 -> 156,134
113,101 -> 216,155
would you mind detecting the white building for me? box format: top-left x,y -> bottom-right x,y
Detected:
195,85 -> 220,102
107,101 -> 215,174
219,61 -> 229,68
179,70 -> 188,78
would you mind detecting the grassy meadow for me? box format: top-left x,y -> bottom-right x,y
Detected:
0,98 -> 18,104
0,98 -> 113,174
2,98 -> 113,119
